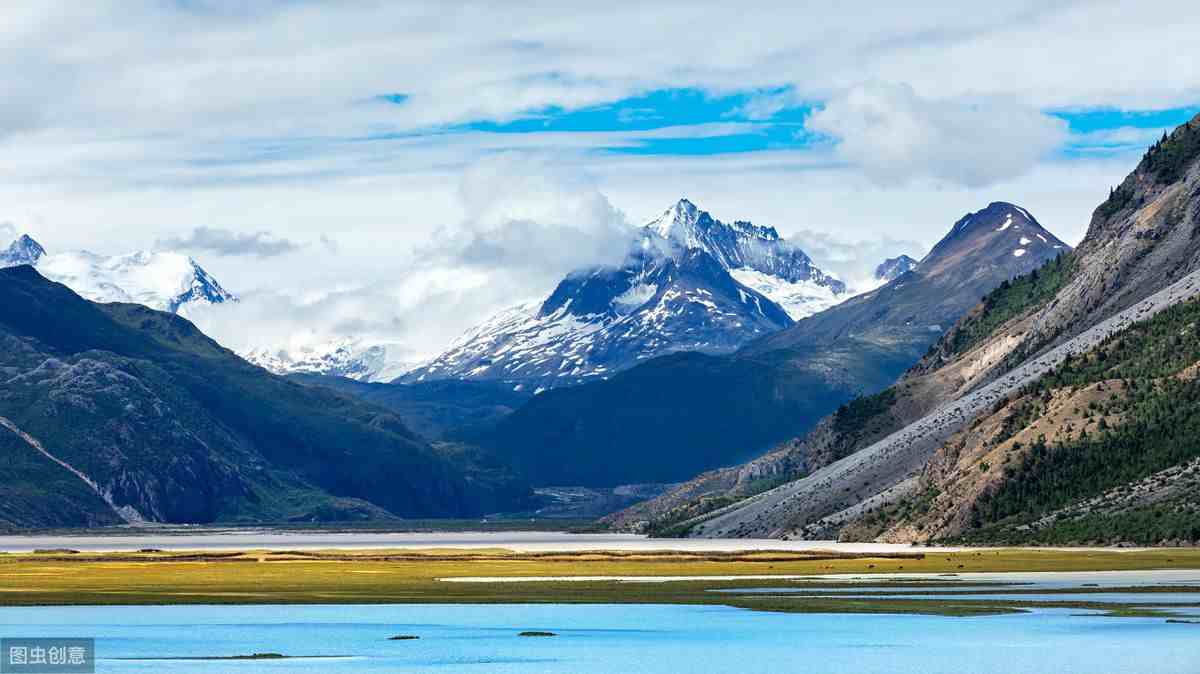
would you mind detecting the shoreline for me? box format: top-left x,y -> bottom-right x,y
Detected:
0,529 -> 1187,554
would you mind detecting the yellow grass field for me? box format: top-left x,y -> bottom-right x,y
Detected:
2,547 -> 1199,617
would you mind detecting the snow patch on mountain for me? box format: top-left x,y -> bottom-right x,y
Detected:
613,283 -> 658,314
406,199 -> 846,388
0,233 -> 420,382
0,235 -> 46,267
242,337 -> 423,383
646,199 -> 846,291
0,234 -> 234,316
728,268 -> 843,320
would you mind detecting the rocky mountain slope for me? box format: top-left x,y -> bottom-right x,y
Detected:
289,374 -> 533,441
0,266 -> 530,528
478,202 -> 1066,489
0,234 -> 235,316
634,112 -> 1200,545
683,269 -> 1200,540
875,255 -> 920,283
403,199 -> 845,390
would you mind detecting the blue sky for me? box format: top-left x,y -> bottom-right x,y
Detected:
459,88 -> 815,155
1055,106 -> 1200,157
395,87 -> 1200,159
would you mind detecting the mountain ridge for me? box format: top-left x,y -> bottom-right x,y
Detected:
624,112 -> 1200,544
0,265 -> 531,527
404,199 -> 847,389
0,234 -> 235,316
477,201 -> 1066,489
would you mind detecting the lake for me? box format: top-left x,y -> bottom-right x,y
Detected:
1,603 -> 1197,673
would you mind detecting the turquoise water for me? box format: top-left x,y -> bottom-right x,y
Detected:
1,604 -> 1198,673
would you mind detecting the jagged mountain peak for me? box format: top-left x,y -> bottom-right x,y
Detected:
646,198 -> 783,249
407,243 -> 795,389
648,198 -> 701,236
407,199 -> 853,390
874,254 -> 919,282
0,233 -> 47,267
643,199 -> 844,292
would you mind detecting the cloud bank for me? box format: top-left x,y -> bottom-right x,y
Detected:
805,83 -> 1069,187
191,155 -> 638,360
788,228 -> 926,292
157,226 -> 303,258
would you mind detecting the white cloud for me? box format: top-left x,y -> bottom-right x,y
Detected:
189,155 -> 638,359
435,153 -> 636,284
788,229 -> 925,292
730,89 -> 807,121
156,226 -> 302,258
0,222 -> 15,246
1,2 -> 1197,152
805,83 -> 1069,187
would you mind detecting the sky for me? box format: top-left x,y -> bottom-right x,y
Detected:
2,1 -> 1199,360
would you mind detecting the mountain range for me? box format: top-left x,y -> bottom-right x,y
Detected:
0,234 -> 424,384
611,112 -> 1200,546
471,201 -> 1068,488
0,265 -> 531,528
403,199 -> 849,390
0,203 -> 867,391
0,235 -> 234,316
8,111 -> 1197,544
243,338 -> 421,384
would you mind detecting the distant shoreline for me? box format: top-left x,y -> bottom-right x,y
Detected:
2,529 -> 1193,554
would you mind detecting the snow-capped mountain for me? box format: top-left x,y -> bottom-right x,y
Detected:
874,254 -> 920,283
647,200 -> 845,291
404,199 -> 847,390
242,338 -> 423,383
649,199 -> 846,319
0,234 -> 235,315
0,235 -> 46,267
0,233 -> 416,383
